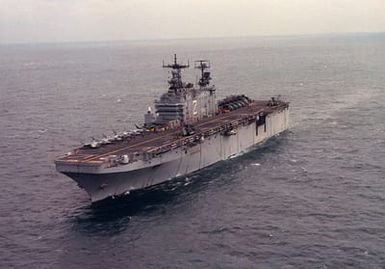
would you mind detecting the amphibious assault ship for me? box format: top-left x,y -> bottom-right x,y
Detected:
55,55 -> 289,202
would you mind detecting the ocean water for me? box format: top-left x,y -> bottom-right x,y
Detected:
0,33 -> 385,268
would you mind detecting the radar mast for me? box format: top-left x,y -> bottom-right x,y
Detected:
163,54 -> 189,92
194,60 -> 212,88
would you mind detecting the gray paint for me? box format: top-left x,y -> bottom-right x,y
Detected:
58,108 -> 289,202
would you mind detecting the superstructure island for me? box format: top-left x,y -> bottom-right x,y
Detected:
55,55 -> 289,203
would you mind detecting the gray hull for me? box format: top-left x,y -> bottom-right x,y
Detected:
61,108 -> 289,202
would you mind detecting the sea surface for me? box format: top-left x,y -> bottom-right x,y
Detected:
0,33 -> 385,269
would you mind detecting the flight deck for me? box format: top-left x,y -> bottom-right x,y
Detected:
55,100 -> 288,167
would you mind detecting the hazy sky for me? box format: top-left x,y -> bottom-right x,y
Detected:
1,0 -> 384,44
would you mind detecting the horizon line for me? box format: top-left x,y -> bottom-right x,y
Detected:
1,30 -> 384,46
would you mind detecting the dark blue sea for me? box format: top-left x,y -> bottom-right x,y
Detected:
1,33 -> 385,269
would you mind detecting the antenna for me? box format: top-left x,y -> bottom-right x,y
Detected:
162,54 -> 189,92
162,54 -> 189,69
194,60 -> 211,88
